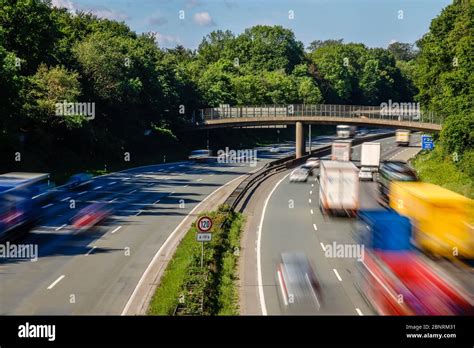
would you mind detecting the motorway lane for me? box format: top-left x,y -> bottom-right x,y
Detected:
0,145 -> 298,314
259,134 -> 421,315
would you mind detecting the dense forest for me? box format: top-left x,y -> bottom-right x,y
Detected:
0,0 -> 472,191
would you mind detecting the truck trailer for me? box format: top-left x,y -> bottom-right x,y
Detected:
319,160 -> 359,216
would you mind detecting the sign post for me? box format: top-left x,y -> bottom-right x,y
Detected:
196,216 -> 212,268
421,135 -> 434,150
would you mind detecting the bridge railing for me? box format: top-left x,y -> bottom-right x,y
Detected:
195,104 -> 441,126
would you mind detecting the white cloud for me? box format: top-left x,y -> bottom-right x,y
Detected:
91,7 -> 129,21
51,0 -> 129,21
152,32 -> 181,47
193,12 -> 214,26
389,39 -> 398,45
51,0 -> 76,13
148,14 -> 168,26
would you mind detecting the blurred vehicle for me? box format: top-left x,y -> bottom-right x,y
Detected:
66,173 -> 93,189
359,142 -> 381,181
305,157 -> 320,169
378,161 -> 418,202
71,202 -> 112,230
276,252 -> 322,312
358,167 -> 374,181
357,210 -> 473,316
301,157 -> 320,176
189,149 -> 212,162
331,140 -> 352,161
289,168 -> 309,183
358,129 -> 368,136
319,160 -> 359,216
390,182 -> 474,259
0,173 -> 50,241
395,129 -> 410,146
337,125 -> 357,139
269,146 -> 281,153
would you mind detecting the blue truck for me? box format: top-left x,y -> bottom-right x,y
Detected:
0,172 -> 52,241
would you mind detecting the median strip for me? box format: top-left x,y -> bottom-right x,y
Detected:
148,205 -> 243,315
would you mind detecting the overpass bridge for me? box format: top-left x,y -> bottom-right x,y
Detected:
190,104 -> 442,158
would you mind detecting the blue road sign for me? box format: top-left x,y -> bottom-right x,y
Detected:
421,135 -> 434,150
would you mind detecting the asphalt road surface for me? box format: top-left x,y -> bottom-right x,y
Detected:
258,134 -> 422,315
0,142 -> 299,314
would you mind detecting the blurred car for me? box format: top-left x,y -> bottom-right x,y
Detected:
303,157 -> 320,175
66,173 -> 93,189
269,146 -> 280,153
358,129 -> 368,136
276,252 -> 322,312
378,161 -> 418,200
189,149 -> 212,162
289,168 -> 309,182
358,167 -> 374,181
71,202 -> 111,230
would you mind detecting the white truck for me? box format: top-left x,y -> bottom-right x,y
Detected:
395,129 -> 410,146
359,142 -> 381,181
331,140 -> 352,161
319,161 -> 359,216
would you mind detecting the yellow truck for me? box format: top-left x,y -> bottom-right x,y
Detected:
390,182 -> 474,259
395,129 -> 410,146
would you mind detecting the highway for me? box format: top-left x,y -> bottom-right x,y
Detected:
0,144 -> 298,315
241,134 -> 423,315
0,130 -> 406,315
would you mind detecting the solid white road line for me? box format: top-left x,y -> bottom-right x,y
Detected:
47,275 -> 65,290
111,226 -> 122,234
55,224 -> 67,231
121,173 -> 248,315
333,269 -> 342,282
313,223 -> 318,231
85,246 -> 96,256
257,172 -> 291,316
356,308 -> 363,316
276,269 -> 288,306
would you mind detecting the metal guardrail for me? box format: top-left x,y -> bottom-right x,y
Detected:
194,104 -> 441,126
225,131 -> 396,212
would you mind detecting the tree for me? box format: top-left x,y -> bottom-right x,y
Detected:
0,0 -> 61,74
414,0 -> 473,117
24,64 -> 84,128
232,25 -> 305,74
307,39 -> 343,52
387,42 -> 418,61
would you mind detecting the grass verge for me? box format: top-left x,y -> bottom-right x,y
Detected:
411,147 -> 473,198
147,204 -> 243,315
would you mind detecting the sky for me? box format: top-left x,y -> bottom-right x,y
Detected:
51,0 -> 452,49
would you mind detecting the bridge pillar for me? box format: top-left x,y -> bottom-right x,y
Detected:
295,121 -> 305,159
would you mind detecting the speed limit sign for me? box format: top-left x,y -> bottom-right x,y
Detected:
197,216 -> 212,232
